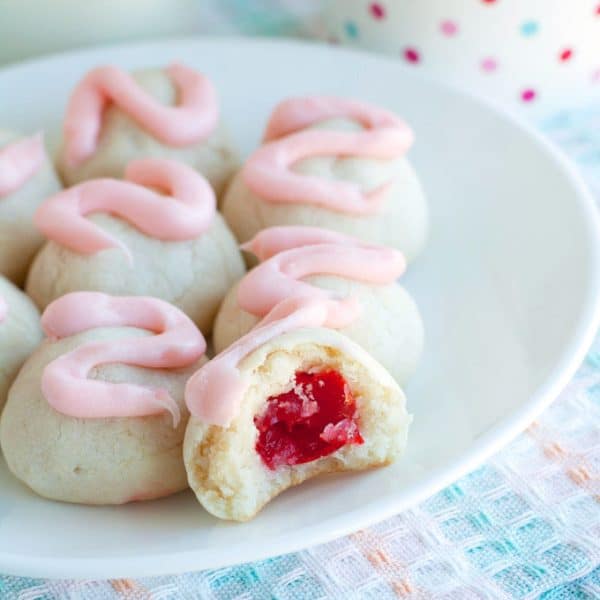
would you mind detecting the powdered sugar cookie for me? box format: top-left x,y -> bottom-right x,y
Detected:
0,292 -> 207,504
0,131 -> 61,285
26,158 -> 245,334
0,275 -> 43,411
184,297 -> 410,522
222,96 -> 428,261
57,63 -> 238,197
213,226 -> 423,384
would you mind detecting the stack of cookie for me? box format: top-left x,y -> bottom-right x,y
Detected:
0,63 -> 428,521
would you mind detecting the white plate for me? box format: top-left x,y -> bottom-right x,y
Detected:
0,38 -> 599,580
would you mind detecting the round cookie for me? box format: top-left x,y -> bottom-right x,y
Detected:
213,227 -> 423,384
222,97 -> 428,262
0,131 -> 62,285
215,276 -> 423,385
0,275 -> 43,411
26,158 -> 245,335
0,292 -> 207,504
184,298 -> 410,522
57,63 -> 239,197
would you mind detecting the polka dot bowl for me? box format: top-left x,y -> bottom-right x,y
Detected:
324,0 -> 600,118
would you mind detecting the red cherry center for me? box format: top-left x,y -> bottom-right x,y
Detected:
254,370 -> 364,470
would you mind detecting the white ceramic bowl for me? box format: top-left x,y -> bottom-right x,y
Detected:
0,38 -> 598,578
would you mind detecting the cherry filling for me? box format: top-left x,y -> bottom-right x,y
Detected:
254,370 -> 364,470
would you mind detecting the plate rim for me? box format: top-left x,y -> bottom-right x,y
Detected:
0,35 -> 599,580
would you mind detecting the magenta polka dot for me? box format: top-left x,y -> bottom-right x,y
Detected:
559,48 -> 573,62
403,48 -> 420,64
369,2 -> 386,20
481,57 -> 498,72
440,20 -> 458,36
521,88 -> 537,102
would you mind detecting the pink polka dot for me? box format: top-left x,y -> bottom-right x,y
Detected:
369,3 -> 386,19
596,5 -> 600,15
440,20 -> 458,36
592,69 -> 600,83
559,48 -> 573,62
482,0 -> 497,4
481,57 -> 498,72
403,48 -> 420,64
521,88 -> 537,102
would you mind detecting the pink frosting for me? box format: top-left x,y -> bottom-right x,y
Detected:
41,292 -> 206,426
240,225 -> 358,262
34,158 -> 216,263
0,133 -> 45,197
185,297 -> 329,426
63,62 -> 218,167
238,226 -> 406,328
242,96 -> 414,215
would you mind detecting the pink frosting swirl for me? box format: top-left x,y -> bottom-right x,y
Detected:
63,62 -> 218,167
34,158 -> 216,263
238,226 -> 406,328
0,133 -> 44,197
242,97 -> 414,215
185,297 -> 329,426
41,292 -> 206,426
241,225 -> 358,262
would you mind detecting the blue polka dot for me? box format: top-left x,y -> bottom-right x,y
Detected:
520,20 -> 539,36
344,20 -> 359,39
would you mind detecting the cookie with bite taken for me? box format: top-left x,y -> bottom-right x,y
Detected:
184,297 -> 411,522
